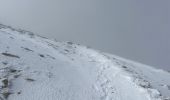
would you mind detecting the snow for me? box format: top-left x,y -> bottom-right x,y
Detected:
0,24 -> 170,100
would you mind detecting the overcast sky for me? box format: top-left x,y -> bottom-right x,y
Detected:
0,0 -> 169,70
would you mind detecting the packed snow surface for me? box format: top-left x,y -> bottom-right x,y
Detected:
0,24 -> 170,100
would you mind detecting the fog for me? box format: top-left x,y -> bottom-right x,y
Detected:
0,0 -> 169,70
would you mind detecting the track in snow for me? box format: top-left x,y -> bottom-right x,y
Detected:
0,24 -> 170,100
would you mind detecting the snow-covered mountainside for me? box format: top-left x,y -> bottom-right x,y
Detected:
0,24 -> 170,100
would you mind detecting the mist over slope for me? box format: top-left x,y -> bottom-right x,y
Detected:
0,24 -> 170,100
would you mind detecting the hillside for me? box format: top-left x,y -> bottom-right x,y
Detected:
0,24 -> 170,100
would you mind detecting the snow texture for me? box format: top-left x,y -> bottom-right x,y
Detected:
0,24 -> 170,100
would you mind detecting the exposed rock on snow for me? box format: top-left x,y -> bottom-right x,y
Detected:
0,24 -> 170,100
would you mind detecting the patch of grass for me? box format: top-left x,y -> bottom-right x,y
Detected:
47,55 -> 55,60
2,62 -> 8,65
1,53 -> 20,58
67,41 -> 73,45
21,47 -> 34,52
2,79 -> 8,88
25,78 -> 35,82
2,92 -> 11,99
14,74 -> 21,78
122,66 -> 127,68
17,91 -> 21,95
39,54 -> 45,58
10,69 -> 17,73
64,49 -> 69,52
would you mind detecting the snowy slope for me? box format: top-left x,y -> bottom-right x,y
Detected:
0,24 -> 170,100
